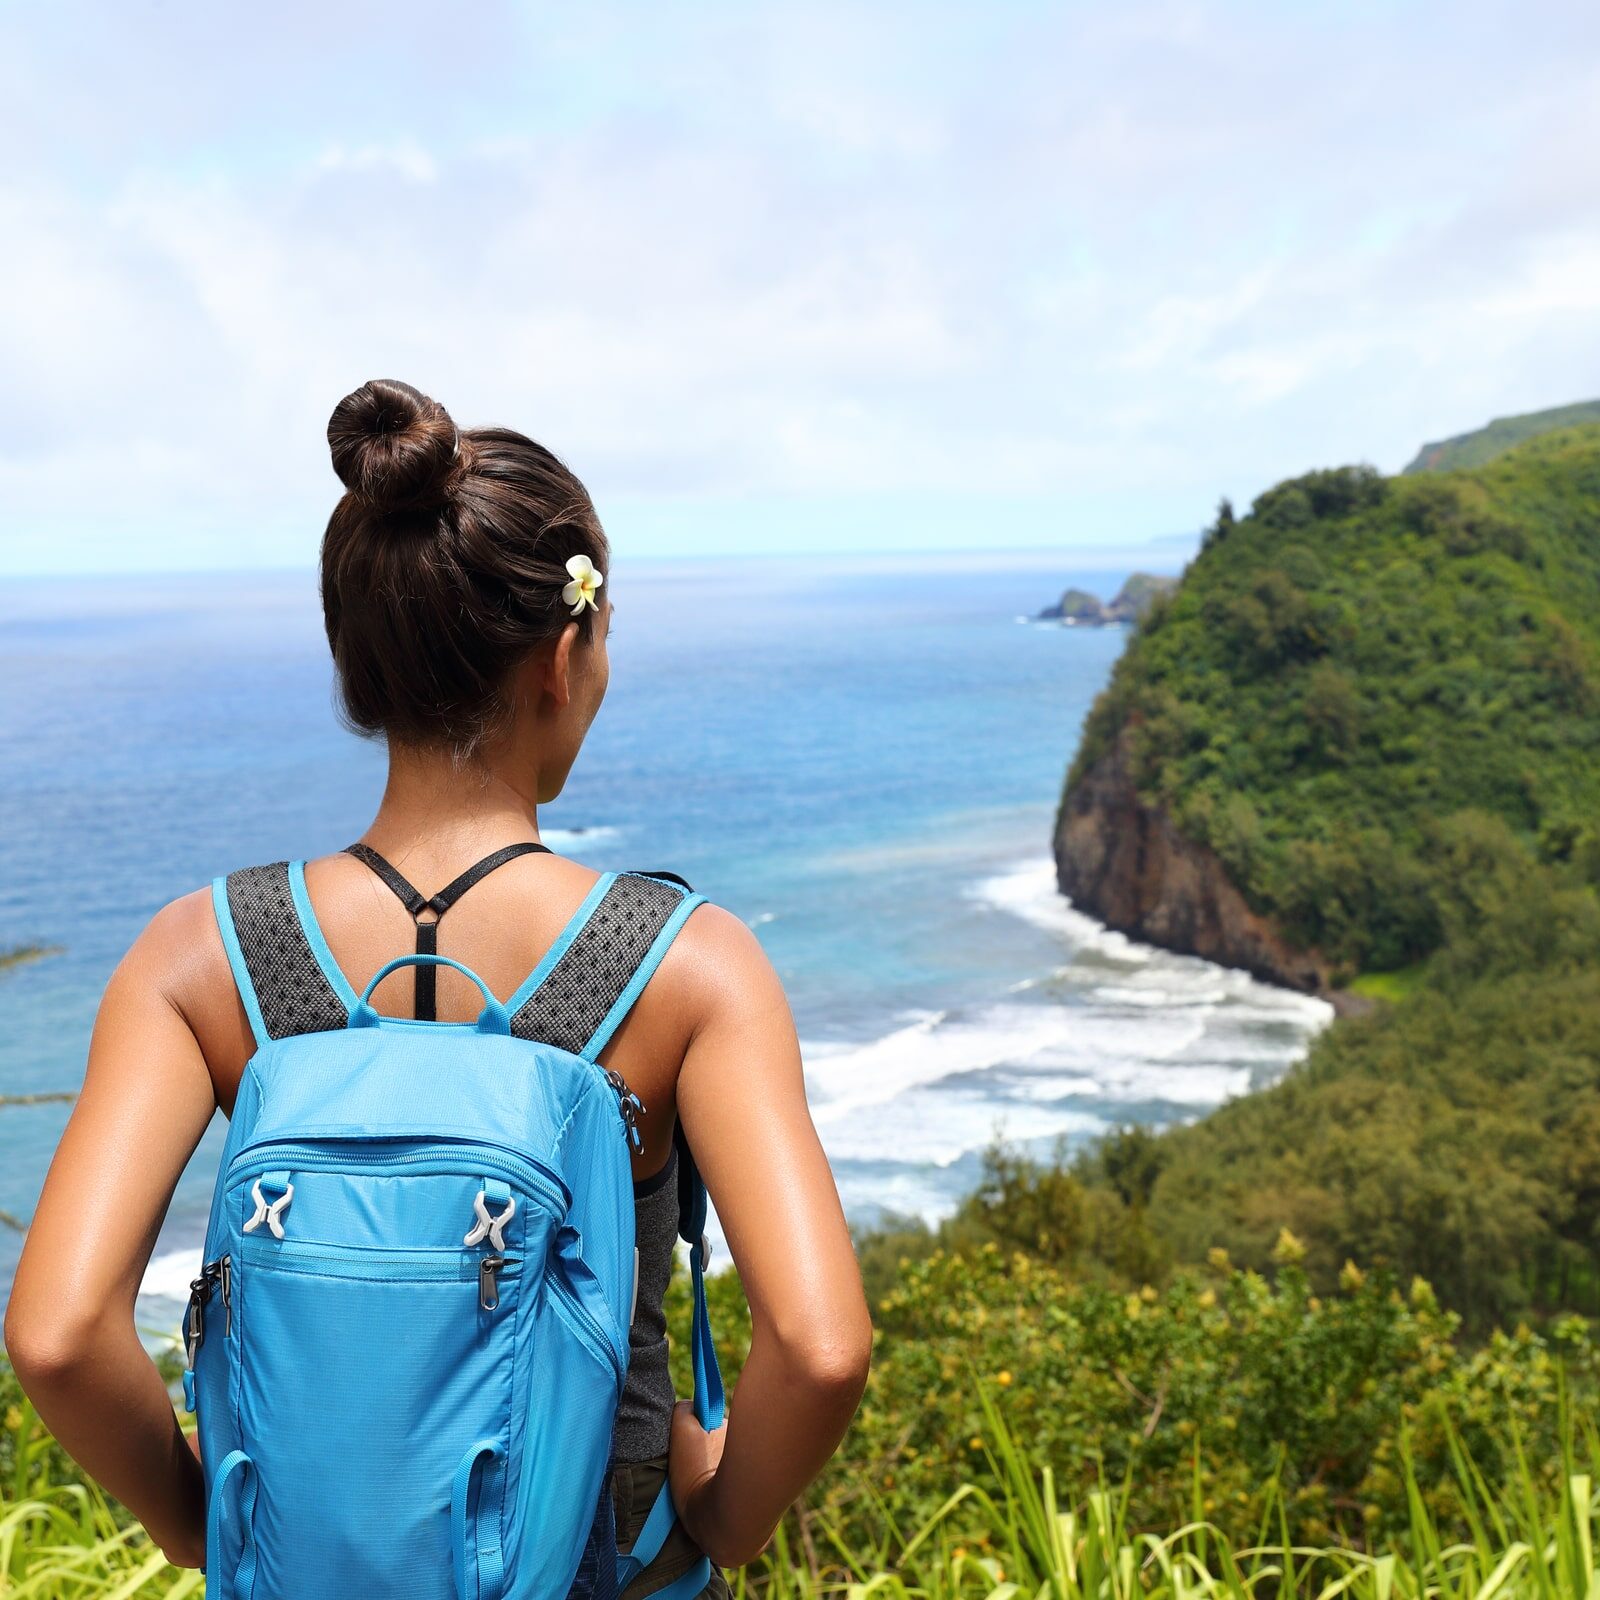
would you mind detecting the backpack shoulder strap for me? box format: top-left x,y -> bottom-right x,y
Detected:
508,870 -> 706,1059
211,861 -> 348,1049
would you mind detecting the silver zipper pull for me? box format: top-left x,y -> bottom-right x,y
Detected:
603,1068 -> 646,1154
220,1255 -> 233,1337
479,1254 -> 505,1311
186,1276 -> 207,1361
185,1258 -> 224,1363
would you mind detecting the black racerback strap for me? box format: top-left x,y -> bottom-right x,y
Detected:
344,841 -> 551,1019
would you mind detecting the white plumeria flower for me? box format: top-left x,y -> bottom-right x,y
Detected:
562,553 -> 604,616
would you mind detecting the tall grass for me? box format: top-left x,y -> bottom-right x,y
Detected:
1,1389 -> 198,1596
731,1382 -> 1600,1600
6,1380 -> 1600,1600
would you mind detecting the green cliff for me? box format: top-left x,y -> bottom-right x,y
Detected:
1056,423 -> 1600,990
1049,423 -> 1600,1325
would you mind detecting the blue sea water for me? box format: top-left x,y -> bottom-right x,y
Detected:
0,556 -> 1330,1331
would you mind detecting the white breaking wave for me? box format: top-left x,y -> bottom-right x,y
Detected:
796,856 -> 1332,1205
969,857 -> 1156,963
142,1247 -> 202,1304
803,1002 -> 1075,1125
969,858 -> 1335,1027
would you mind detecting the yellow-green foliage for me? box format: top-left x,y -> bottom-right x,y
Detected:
2,1373 -> 200,1596
663,1240 -> 1600,1578
10,1346 -> 1600,1600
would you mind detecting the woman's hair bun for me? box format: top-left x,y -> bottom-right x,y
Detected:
327,378 -> 460,512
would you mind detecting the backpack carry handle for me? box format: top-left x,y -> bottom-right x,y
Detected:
348,954 -> 512,1036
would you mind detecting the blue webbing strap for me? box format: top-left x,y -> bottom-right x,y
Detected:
681,1155 -> 726,1432
204,1448 -> 257,1597
635,1553 -> 714,1600
210,878 -> 270,1051
614,1472 -> 681,1589
451,1438 -> 505,1600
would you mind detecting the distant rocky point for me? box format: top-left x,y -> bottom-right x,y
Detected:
1036,572 -> 1178,625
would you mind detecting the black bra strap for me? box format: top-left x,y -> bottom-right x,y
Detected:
344,841 -> 552,1019
345,842 -> 428,916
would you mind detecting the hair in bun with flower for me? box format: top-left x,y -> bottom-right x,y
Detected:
320,378 -> 610,757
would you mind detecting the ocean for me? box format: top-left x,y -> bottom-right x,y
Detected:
0,556 -> 1330,1340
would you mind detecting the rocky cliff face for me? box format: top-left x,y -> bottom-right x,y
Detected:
1053,734 -> 1336,997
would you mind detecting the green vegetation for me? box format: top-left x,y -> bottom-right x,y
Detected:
1055,423 -> 1600,1334
11,1241 -> 1600,1596
1404,399 -> 1600,474
1070,425 -> 1600,980
0,947 -> 60,978
666,1224 -> 1600,1568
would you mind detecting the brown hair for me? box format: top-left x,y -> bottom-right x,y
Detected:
320,378 -> 609,757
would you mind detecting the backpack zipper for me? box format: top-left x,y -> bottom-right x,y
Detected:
547,1271 -> 626,1383
479,1253 -> 506,1310
601,1068 -> 643,1158
237,1235 -> 525,1284
601,1069 -> 646,1155
225,1139 -> 567,1219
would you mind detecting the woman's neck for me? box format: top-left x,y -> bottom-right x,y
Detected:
359,743 -> 546,868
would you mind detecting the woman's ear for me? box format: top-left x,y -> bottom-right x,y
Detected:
514,622 -> 579,712
543,621 -> 582,709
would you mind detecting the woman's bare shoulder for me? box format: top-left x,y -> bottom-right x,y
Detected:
119,884 -> 253,1077
116,884 -> 224,985
666,898 -> 792,1031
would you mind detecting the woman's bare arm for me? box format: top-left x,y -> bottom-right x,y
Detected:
665,907 -> 874,1568
4,891 -> 223,1568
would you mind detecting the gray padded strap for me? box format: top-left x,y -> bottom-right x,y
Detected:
510,873 -> 690,1054
224,863 -> 347,1040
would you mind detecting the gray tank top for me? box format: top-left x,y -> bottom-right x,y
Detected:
218,858 -> 695,1465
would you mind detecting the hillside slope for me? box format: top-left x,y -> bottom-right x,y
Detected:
1403,399 -> 1600,474
1054,424 -> 1600,992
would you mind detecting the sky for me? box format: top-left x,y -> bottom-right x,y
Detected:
2,0 -> 1598,575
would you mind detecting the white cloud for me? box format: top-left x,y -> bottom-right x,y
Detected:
314,143 -> 439,183
1,0 -> 1598,571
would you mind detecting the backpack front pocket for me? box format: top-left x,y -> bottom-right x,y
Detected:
231,1235 -> 527,1600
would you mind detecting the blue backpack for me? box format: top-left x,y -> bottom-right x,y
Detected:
186,856 -> 725,1600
